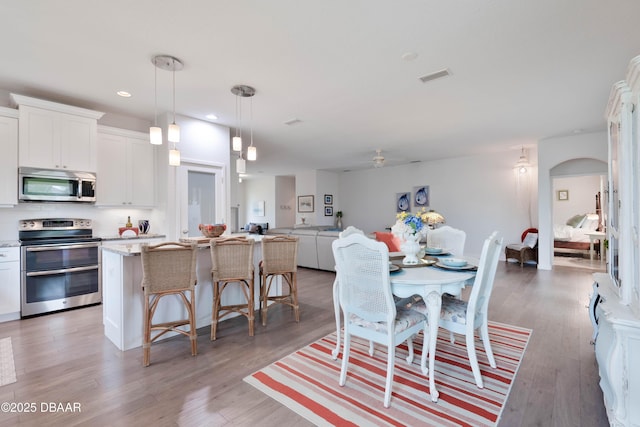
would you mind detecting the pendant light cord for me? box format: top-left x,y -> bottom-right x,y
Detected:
172,59 -> 176,124
250,96 -> 253,147
154,64 -> 158,126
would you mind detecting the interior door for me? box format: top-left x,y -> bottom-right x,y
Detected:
178,162 -> 225,238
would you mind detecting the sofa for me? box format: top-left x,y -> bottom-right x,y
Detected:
266,226 -> 342,271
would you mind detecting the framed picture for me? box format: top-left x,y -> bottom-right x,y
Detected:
396,192 -> 410,212
253,200 -> 265,216
324,194 -> 333,205
413,185 -> 429,207
324,206 -> 333,216
298,195 -> 314,212
557,190 -> 569,201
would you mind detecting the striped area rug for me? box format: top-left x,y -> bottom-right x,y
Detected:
0,337 -> 17,387
244,321 -> 531,426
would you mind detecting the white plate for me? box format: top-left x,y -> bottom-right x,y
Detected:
389,264 -> 401,273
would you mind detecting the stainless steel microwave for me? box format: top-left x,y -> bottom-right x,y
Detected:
18,167 -> 96,203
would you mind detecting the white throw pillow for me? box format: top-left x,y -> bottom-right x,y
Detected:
523,232 -> 538,248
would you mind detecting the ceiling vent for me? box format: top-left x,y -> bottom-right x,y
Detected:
418,68 -> 451,84
284,118 -> 302,126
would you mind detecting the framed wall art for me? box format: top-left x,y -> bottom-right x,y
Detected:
324,206 -> 333,216
413,185 -> 429,207
298,195 -> 314,212
324,194 -> 333,205
396,192 -> 410,212
557,190 -> 569,201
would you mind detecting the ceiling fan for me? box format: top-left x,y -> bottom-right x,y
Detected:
372,149 -> 385,168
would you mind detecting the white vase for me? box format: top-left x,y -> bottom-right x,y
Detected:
401,233 -> 421,265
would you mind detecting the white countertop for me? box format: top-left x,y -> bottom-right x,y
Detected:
0,241 -> 20,248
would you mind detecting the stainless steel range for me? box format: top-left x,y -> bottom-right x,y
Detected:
19,218 -> 101,317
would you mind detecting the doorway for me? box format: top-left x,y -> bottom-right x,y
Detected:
551,169 -> 606,271
177,162 -> 225,239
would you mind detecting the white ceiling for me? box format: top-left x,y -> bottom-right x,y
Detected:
1,0 -> 639,176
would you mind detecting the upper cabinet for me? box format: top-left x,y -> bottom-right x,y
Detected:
11,94 -> 104,172
96,126 -> 156,207
0,108 -> 18,206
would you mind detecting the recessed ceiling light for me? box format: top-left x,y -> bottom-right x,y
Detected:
116,91 -> 132,98
206,114 -> 218,120
401,52 -> 418,61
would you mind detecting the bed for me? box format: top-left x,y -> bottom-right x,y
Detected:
553,192 -> 603,254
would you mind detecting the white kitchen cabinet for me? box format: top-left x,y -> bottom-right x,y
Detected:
0,247 -> 20,322
0,109 -> 18,206
12,95 -> 104,172
96,126 -> 156,207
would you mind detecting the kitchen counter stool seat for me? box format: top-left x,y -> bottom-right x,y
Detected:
209,236 -> 255,340
140,242 -> 198,367
260,235 -> 299,326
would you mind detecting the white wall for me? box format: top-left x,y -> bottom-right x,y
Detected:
538,131 -> 608,269
337,148 -> 538,258
244,176 -> 276,229
275,176 -> 295,227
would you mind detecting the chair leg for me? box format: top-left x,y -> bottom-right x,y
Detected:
143,295 -> 151,367
247,279 -> 255,337
466,332 -> 483,388
291,272 -> 300,322
383,345 -> 395,408
211,281 -> 221,340
405,336 -> 415,364
339,332 -> 351,387
480,323 -> 496,368
261,274 -> 269,326
188,290 -> 197,356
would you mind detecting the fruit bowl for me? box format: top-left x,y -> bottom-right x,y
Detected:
199,224 -> 226,238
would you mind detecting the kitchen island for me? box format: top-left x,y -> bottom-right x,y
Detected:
101,235 -> 280,351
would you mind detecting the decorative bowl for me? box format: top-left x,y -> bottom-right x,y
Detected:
440,258 -> 467,268
199,224 -> 226,238
425,247 -> 444,254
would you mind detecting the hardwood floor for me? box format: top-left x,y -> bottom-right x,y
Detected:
0,263 -> 608,426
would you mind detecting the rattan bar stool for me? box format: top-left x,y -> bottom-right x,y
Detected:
259,235 -> 299,326
140,242 -> 198,367
209,236 -> 255,340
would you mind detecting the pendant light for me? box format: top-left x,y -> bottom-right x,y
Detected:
247,95 -> 257,161
149,62 -> 162,145
514,146 -> 531,174
232,92 -> 242,152
231,85 -> 256,159
236,153 -> 246,174
153,55 -> 183,166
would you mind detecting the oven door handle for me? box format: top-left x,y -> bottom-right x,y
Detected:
25,243 -> 101,252
26,264 -> 99,277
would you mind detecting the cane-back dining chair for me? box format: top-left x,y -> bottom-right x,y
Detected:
332,233 -> 427,407
210,236 -> 255,340
140,242 -> 198,367
426,225 -> 467,257
411,231 -> 503,388
259,235 -> 299,326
